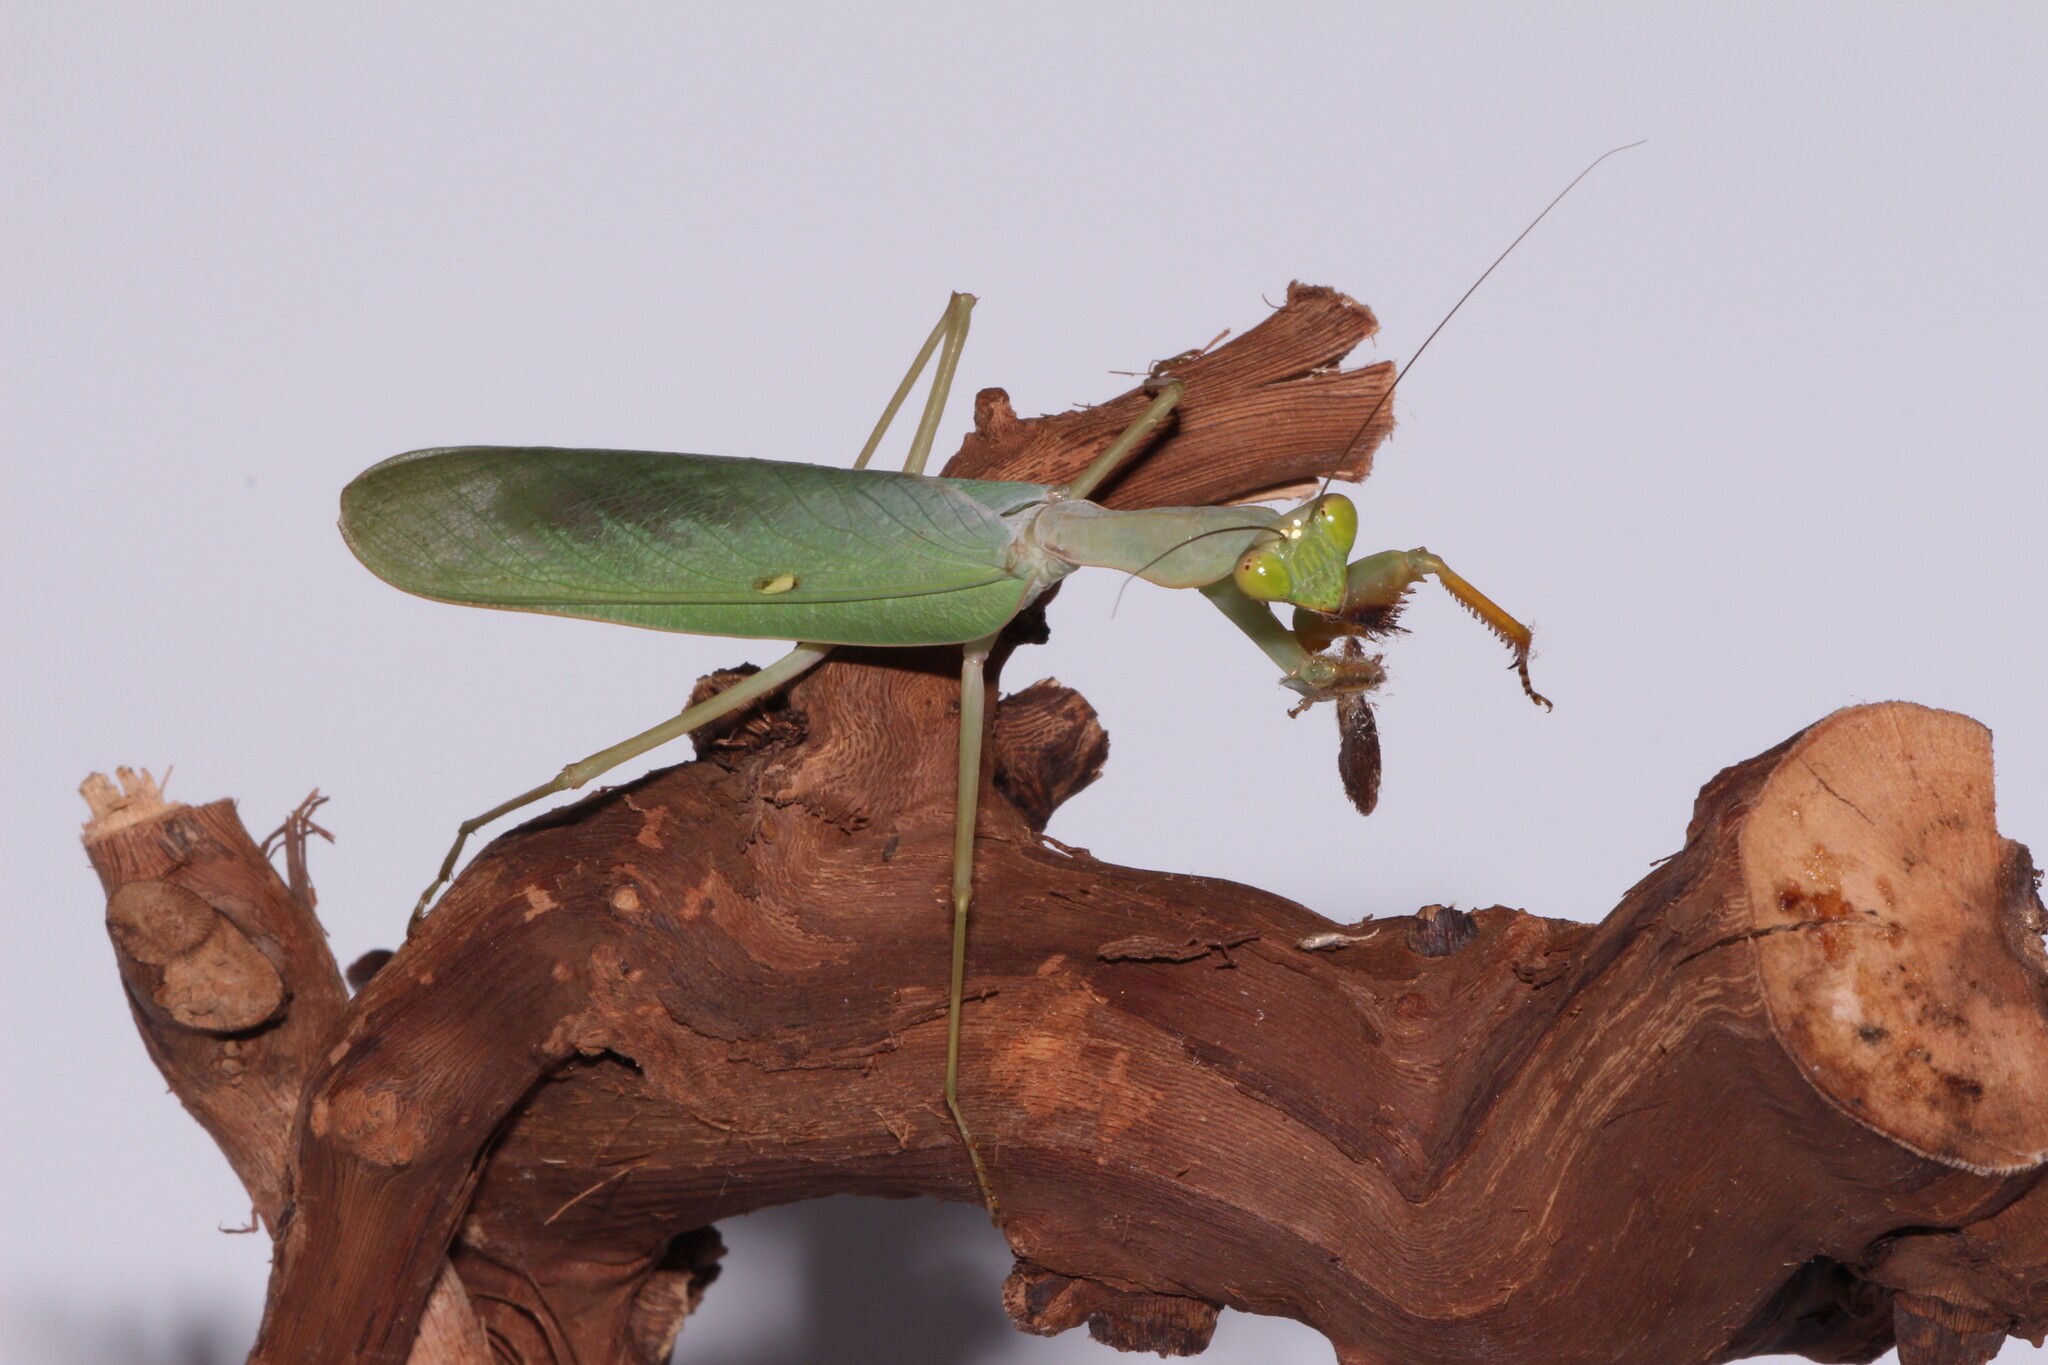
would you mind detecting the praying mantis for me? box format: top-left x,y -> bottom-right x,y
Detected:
341,148 -> 1633,1215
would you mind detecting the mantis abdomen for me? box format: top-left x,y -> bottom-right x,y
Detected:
341,445 -> 1066,647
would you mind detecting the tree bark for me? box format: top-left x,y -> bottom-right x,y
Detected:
82,284 -> 2048,1365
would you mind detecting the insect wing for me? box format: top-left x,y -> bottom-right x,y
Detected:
341,447 -> 1051,646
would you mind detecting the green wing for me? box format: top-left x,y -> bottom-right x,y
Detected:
340,447 -> 1052,646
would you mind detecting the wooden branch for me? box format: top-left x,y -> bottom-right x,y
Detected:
80,772 -> 494,1365
941,281 -> 1390,506
82,286 -> 2048,1365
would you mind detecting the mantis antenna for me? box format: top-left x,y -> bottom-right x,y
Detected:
1320,140 -> 1646,496
1101,143 -> 1644,616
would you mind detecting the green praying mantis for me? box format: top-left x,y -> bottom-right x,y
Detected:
341,147 -> 1634,1216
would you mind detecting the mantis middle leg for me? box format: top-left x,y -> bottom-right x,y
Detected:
940,382 -> 1193,1218
946,632 -> 1002,1215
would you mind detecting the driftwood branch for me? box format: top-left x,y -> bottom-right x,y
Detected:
83,285 -> 2048,1365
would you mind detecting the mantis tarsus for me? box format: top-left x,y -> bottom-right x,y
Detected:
341,147 -> 1634,1217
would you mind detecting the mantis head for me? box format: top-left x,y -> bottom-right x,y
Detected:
1231,493 -> 1359,614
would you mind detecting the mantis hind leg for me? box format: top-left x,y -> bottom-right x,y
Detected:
856,292 -> 1182,491
946,632 -> 1002,1219
406,642 -> 834,932
853,292 -> 976,475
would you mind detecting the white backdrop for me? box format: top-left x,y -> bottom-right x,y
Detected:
6,5 -> 2045,1363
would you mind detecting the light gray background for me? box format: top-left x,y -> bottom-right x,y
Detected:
6,5 -> 2045,1363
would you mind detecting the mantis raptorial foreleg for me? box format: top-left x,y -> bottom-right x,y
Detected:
1298,549 -> 1552,708
1203,538 -> 1551,710
1199,579 -> 1388,701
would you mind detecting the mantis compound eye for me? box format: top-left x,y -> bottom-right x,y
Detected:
1311,493 -> 1358,556
1235,545 -> 1294,601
